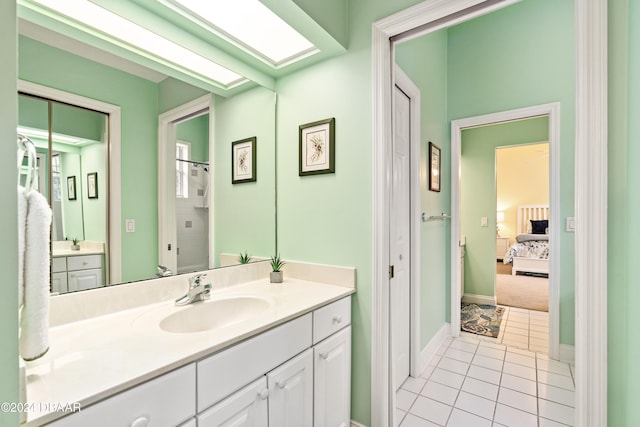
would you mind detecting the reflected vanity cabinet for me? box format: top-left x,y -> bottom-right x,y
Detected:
51,254 -> 104,294
48,296 -> 351,427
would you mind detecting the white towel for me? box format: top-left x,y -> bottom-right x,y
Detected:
19,189 -> 52,361
17,185 -> 27,307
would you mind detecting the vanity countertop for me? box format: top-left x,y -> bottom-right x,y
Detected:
51,248 -> 105,257
24,277 -> 354,426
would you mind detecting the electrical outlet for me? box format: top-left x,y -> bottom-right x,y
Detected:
481,217 -> 488,227
566,217 -> 576,232
125,219 -> 135,233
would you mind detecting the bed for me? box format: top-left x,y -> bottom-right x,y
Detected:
503,205 -> 550,276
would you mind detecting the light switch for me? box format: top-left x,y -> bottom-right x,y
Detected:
126,219 -> 136,233
481,217 -> 488,227
566,217 -> 576,232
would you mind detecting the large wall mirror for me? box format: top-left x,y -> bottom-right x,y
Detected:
17,32 -> 277,294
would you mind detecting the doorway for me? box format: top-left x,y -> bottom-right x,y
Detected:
372,1 -> 607,426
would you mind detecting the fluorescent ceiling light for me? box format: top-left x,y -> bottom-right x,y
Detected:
18,126 -> 98,146
169,0 -> 316,65
29,0 -> 245,87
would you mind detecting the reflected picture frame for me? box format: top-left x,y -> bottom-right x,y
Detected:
67,176 -> 77,200
87,172 -> 98,199
231,137 -> 257,184
299,117 -> 335,176
428,141 -> 441,192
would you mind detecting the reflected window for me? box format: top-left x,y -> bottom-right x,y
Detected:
176,141 -> 190,198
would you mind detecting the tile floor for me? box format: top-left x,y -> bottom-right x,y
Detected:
396,308 -> 575,426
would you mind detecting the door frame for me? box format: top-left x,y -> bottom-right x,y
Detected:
392,66 -> 423,382
158,94 -> 214,274
450,103 -> 561,361
371,1 -> 608,426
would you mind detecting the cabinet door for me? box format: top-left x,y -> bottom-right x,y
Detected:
68,268 -> 103,292
314,326 -> 351,427
267,348 -> 313,427
51,272 -> 68,294
198,377 -> 268,427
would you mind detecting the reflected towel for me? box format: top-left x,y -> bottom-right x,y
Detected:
17,185 -> 27,307
20,189 -> 52,361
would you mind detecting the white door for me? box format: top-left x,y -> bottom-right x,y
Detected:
390,84 -> 412,391
267,348 -> 313,427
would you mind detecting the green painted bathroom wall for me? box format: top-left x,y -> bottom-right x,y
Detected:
81,143 -> 107,243
607,0 -> 640,425
177,114 -> 208,163
1,3 -> 19,426
213,86 -> 277,262
395,30 -> 450,348
19,36 -> 159,283
447,0 -> 576,345
60,152 -> 85,239
460,118 -> 548,296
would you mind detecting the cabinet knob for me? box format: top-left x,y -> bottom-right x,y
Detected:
333,315 -> 343,324
276,380 -> 286,389
320,352 -> 329,360
258,389 -> 269,400
130,416 -> 149,427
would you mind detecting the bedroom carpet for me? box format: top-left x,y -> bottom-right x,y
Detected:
496,274 -> 549,312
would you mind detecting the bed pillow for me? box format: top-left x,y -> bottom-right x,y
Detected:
530,219 -> 549,234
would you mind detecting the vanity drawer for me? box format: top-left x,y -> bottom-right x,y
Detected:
52,257 -> 67,273
67,254 -> 102,271
313,296 -> 351,344
49,364 -> 196,427
197,313 -> 312,412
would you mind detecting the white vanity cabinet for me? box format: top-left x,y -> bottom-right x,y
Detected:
48,364 -> 196,427
51,254 -> 104,293
312,297 -> 352,427
45,296 -> 352,427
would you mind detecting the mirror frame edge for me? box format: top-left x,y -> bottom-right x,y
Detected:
17,79 -> 122,284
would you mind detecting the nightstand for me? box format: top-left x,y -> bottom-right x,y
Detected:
496,236 -> 510,260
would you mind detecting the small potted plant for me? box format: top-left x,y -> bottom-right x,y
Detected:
269,254 -> 285,283
71,237 -> 80,251
238,251 -> 252,264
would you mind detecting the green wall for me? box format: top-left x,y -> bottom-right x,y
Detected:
81,143 -> 107,242
0,1 -> 19,425
395,30 -> 450,347
214,86 -> 276,262
608,0 -> 640,425
461,118 -> 549,296
447,0 -> 575,345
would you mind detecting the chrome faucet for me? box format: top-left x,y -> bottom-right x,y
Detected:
156,265 -> 173,277
175,273 -> 212,306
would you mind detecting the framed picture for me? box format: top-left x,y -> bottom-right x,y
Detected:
231,137 -> 256,184
67,176 -> 77,200
428,141 -> 441,192
87,172 -> 98,199
299,117 -> 335,176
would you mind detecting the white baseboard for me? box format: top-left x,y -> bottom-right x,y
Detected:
351,421 -> 367,427
559,344 -> 575,364
462,293 -> 497,305
419,323 -> 451,373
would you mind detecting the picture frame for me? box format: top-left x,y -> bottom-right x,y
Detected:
87,172 -> 98,199
299,117 -> 335,176
428,141 -> 441,192
231,137 -> 257,184
67,176 -> 77,200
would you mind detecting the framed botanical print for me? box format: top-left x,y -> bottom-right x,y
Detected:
67,176 -> 77,200
87,172 -> 98,199
232,137 -> 256,184
299,118 -> 335,176
428,141 -> 441,192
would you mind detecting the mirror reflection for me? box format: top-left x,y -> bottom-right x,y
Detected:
18,34 -> 277,293
19,93 -> 109,294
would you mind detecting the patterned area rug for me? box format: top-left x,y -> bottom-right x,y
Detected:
460,303 -> 505,338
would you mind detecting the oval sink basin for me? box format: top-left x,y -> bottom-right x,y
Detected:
159,296 -> 271,333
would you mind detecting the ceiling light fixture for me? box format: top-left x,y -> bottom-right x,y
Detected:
28,0 -> 246,87
169,0 -> 317,65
